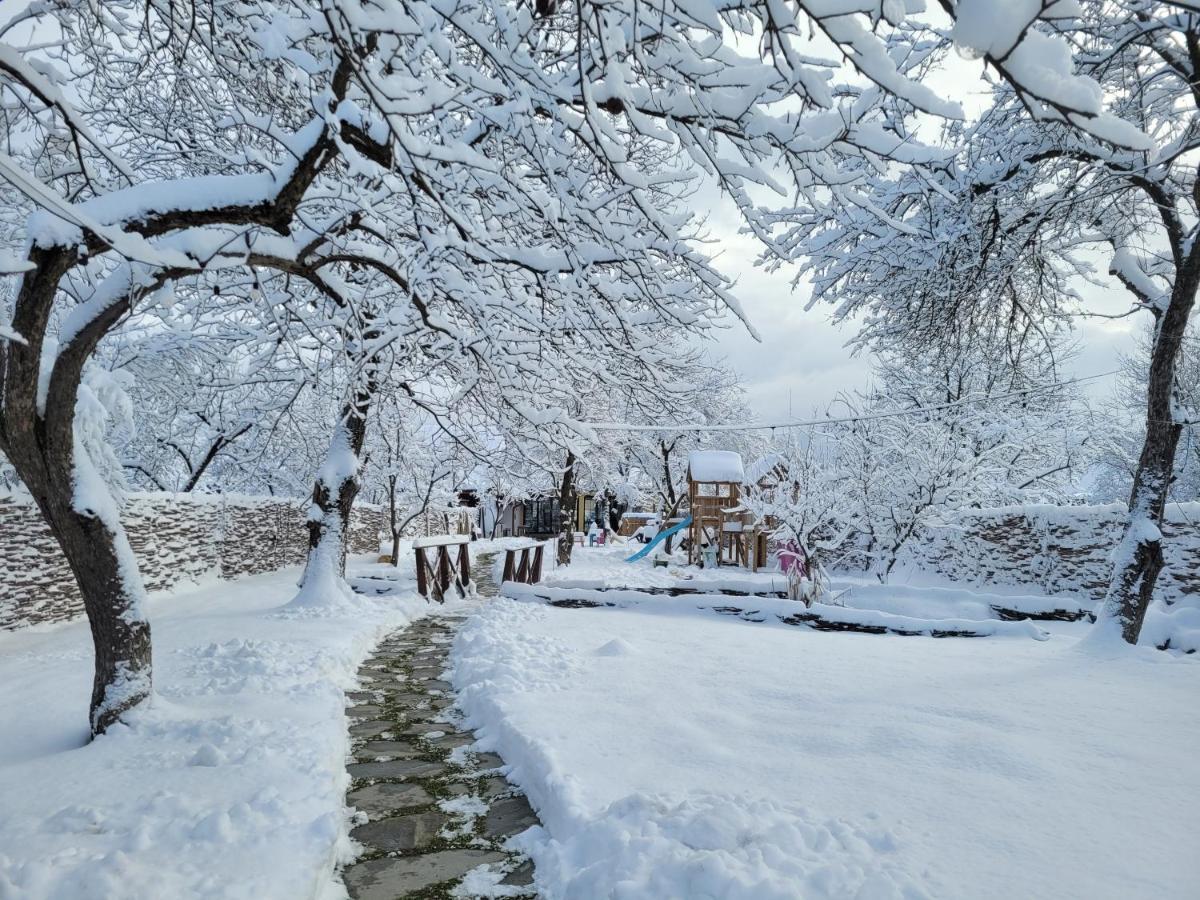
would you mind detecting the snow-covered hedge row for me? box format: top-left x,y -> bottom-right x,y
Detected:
0,491 -> 386,630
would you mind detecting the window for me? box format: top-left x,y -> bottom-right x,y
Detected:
522,498 -> 558,535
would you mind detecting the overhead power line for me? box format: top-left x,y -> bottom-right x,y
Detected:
581,370 -> 1119,433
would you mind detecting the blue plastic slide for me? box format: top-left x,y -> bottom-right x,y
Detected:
625,516 -> 692,562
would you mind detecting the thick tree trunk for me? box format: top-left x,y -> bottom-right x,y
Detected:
0,248 -> 152,736
557,451 -> 577,566
13,443 -> 154,735
1102,261 -> 1199,643
43,492 -> 153,734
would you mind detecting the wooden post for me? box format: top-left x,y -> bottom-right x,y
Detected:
437,545 -> 451,597
515,547 -> 529,583
531,545 -> 544,583
458,542 -> 471,590
502,549 -> 515,583
415,546 -> 428,598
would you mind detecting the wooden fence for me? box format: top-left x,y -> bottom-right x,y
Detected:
414,535 -> 472,602
501,542 -> 546,586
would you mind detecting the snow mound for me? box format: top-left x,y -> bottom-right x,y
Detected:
277,548 -> 361,616
594,638 -> 634,657
523,792 -> 924,900
1140,602 -> 1200,655
453,600 -> 582,696
170,638 -> 340,696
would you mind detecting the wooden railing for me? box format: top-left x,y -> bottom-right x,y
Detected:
501,542 -> 546,586
414,535 -> 471,602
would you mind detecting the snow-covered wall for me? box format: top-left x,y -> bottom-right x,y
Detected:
899,502 -> 1200,606
0,492 -> 387,630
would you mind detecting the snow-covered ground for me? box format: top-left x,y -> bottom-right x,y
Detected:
452,545 -> 1200,899
0,559 -> 429,900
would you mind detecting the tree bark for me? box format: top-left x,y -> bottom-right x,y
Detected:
1103,257 -> 1199,643
39,490 -> 153,734
388,473 -> 401,565
0,248 -> 152,736
557,450 -> 577,566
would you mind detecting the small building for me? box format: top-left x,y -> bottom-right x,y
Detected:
476,489 -> 629,539
478,492 -> 604,538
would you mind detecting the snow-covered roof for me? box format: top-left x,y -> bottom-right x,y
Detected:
687,450 -> 745,483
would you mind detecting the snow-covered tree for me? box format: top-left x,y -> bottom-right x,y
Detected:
782,2 -> 1196,642
742,430 -> 849,604
0,0 -> 731,731
748,341 -> 1088,583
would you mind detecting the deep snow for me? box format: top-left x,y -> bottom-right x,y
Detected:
451,547 -> 1200,899
0,559 -> 429,900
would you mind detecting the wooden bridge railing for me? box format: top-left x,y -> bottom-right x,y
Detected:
414,535 -> 471,602
501,542 -> 546,586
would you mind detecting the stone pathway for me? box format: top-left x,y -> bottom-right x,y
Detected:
339,554 -> 541,899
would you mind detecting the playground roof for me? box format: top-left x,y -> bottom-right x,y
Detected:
687,450 -> 745,483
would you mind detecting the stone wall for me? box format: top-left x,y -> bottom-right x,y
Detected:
0,492 -> 386,631
899,502 -> 1200,604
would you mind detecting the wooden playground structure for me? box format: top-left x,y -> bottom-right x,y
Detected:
685,450 -> 769,570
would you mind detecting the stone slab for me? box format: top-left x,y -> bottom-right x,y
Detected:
444,776 -> 512,801
353,741 -> 427,761
414,679 -> 453,691
370,692 -> 428,705
501,859 -> 535,887
347,759 -> 446,780
343,849 -> 505,899
483,794 -> 539,840
473,752 -> 505,770
348,782 -> 435,816
427,732 -> 473,750
351,810 -> 450,852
